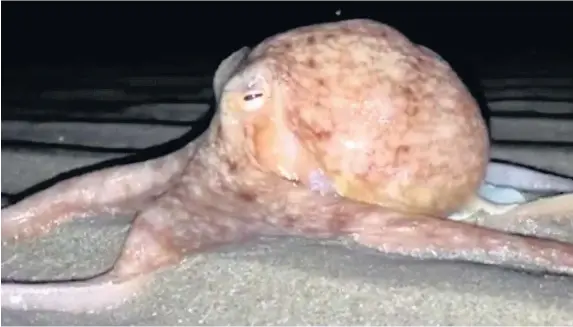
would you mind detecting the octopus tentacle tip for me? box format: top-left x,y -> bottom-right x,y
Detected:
3,18 -> 573,313
1,274 -> 150,313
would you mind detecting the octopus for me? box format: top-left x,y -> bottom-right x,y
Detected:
2,18 -> 573,314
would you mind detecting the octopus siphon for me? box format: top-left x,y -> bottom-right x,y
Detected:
2,18 -> 573,314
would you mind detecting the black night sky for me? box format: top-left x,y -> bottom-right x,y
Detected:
3,2 -> 573,68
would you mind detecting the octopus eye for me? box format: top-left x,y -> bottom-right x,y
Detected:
242,91 -> 265,112
243,92 -> 263,101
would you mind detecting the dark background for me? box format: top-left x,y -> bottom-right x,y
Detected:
4,1 -> 573,139
3,2 -> 573,67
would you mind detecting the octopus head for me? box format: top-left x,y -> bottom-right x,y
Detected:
214,48 -> 337,195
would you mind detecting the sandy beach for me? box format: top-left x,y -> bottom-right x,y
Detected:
2,58 -> 573,325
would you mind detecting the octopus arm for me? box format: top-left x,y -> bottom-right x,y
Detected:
1,144 -> 196,241
486,161 -> 573,194
2,195 -> 186,313
350,203 -> 573,275
280,189 -> 573,275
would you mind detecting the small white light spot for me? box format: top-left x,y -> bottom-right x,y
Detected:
278,166 -> 298,181
343,139 -> 362,150
9,294 -> 23,304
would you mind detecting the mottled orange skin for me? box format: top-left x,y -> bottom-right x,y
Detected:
2,19 -> 573,314
224,19 -> 489,216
